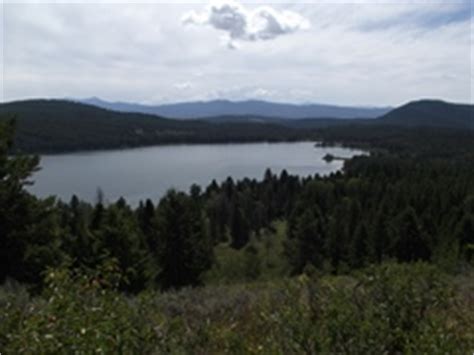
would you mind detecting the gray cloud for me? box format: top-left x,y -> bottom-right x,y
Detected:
2,2 -> 471,106
182,0 -> 310,48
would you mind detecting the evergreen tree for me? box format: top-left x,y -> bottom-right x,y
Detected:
392,207 -> 430,262
230,202 -> 250,249
349,223 -> 369,268
369,213 -> 389,264
0,119 -> 63,284
137,199 -> 156,249
153,190 -> 213,290
286,207 -> 325,274
95,204 -> 154,292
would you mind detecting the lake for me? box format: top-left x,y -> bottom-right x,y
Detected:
29,142 -> 364,206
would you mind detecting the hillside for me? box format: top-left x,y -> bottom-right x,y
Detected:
201,100 -> 474,130
80,97 -> 391,119
1,98 -> 473,153
0,100 -> 310,153
378,100 -> 474,129
2,116 -> 474,353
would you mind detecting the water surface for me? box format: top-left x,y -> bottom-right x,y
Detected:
29,142 -> 363,205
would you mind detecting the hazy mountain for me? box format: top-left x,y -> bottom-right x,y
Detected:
378,100 -> 474,130
79,97 -> 391,120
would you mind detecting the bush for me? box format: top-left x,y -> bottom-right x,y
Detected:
1,262 -> 472,354
1,260 -> 157,354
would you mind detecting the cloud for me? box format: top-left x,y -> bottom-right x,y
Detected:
3,2 -> 471,106
173,82 -> 193,90
182,0 -> 310,48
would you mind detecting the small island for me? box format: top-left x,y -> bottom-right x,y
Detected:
323,153 -> 348,163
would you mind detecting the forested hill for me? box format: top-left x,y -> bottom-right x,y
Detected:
377,100 -> 474,129
0,99 -> 310,153
0,98 -> 473,153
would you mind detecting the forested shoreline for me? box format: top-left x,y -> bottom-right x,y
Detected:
1,99 -> 472,154
0,100 -> 314,154
1,117 -> 474,353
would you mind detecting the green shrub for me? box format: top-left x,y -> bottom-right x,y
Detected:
1,262 -> 472,354
2,259 -> 157,354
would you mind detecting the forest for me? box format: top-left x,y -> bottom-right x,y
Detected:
1,99 -> 472,154
1,117 -> 474,353
0,100 -> 312,153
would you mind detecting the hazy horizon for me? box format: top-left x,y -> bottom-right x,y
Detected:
2,1 -> 472,107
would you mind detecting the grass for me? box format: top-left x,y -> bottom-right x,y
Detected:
203,221 -> 290,285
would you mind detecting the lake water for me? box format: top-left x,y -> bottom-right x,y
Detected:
29,142 -> 364,206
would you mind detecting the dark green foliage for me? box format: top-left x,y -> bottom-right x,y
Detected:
153,190 -> 214,290
285,205 -> 325,273
94,201 -> 154,292
1,99 -> 473,154
230,204 -> 250,249
0,119 -> 63,285
349,222 -> 369,268
2,116 -> 474,292
391,207 -> 430,262
318,124 -> 474,161
1,111 -> 474,352
0,100 -> 311,153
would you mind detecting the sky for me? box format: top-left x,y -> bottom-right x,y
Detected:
1,0 -> 472,106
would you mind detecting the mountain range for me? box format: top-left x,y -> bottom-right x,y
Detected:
79,97 -> 391,120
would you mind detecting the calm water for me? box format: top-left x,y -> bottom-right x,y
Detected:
29,142 -> 364,205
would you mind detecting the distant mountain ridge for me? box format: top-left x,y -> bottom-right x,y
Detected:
79,97 -> 391,120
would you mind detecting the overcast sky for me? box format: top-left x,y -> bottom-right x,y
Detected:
1,0 -> 472,106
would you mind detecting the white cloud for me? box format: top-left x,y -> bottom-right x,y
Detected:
173,82 -> 193,90
182,0 -> 310,48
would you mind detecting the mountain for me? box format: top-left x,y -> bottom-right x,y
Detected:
378,100 -> 474,130
79,97 -> 391,120
0,99 -> 311,153
1,98 -> 472,154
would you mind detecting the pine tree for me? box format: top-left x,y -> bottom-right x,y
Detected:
95,204 -> 154,292
153,190 -> 213,289
230,202 -> 250,249
392,207 -> 430,262
0,118 -> 63,285
369,213 -> 389,264
349,223 -> 369,268
286,207 -> 325,274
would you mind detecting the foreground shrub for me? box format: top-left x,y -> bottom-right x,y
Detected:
258,263 -> 473,354
1,262 -> 472,354
1,260 -> 157,354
